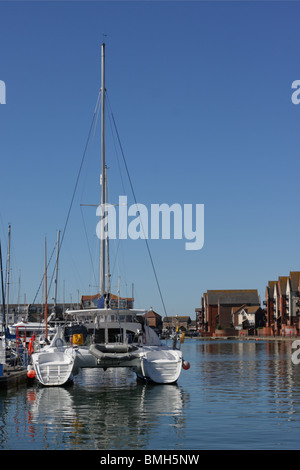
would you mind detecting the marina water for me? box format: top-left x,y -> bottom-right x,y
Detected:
1,338 -> 300,450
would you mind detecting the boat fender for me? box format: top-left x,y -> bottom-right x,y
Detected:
182,360 -> 190,370
27,366 -> 36,379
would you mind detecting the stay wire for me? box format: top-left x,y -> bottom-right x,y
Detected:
58,89 -> 102,256
106,93 -> 168,317
31,242 -> 56,305
32,90 -> 101,305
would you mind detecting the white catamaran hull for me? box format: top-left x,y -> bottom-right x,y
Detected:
30,319 -> 185,386
73,343 -> 182,384
138,347 -> 182,384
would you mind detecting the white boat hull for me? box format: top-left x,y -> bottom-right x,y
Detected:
29,311 -> 186,386
75,344 -> 183,384
31,347 -> 76,386
138,348 -> 182,384
32,342 -> 183,386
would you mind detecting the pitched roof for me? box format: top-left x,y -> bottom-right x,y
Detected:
244,305 -> 262,314
206,289 -> 259,305
232,304 -> 246,314
143,309 -> 162,319
81,292 -> 133,302
232,304 -> 262,315
278,277 -> 289,296
290,271 -> 300,291
266,281 -> 276,298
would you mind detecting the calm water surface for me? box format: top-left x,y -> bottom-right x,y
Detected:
1,339 -> 300,450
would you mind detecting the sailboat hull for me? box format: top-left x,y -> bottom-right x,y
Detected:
138,348 -> 182,384
75,343 -> 183,384
31,348 -> 76,386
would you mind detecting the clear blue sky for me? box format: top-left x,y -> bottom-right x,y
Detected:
1,1 -> 300,319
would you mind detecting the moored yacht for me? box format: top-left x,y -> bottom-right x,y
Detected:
30,43 -> 188,387
64,305 -> 183,384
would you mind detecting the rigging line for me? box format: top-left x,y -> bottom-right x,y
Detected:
92,89 -> 101,140
33,90 -> 101,305
80,91 -> 101,203
32,242 -> 56,305
108,105 -> 168,317
0,241 -> 6,336
105,168 -> 123,288
58,88 -> 102,255
110,230 -> 123,283
80,205 -> 97,288
106,94 -> 126,194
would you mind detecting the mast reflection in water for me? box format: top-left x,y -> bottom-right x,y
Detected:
2,339 -> 300,449
1,368 -> 187,450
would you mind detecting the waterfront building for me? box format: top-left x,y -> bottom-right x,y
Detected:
189,320 -> 197,335
286,272 -> 300,326
273,276 -> 289,334
264,280 -> 276,334
162,315 -> 192,334
81,293 -> 134,309
196,289 -> 260,335
232,304 -> 265,330
0,302 -> 74,326
142,308 -> 162,334
264,271 -> 300,336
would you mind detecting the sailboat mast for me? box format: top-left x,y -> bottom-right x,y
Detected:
0,242 -> 5,336
105,165 -> 111,294
5,224 -> 11,323
44,237 -> 48,341
53,229 -> 61,310
99,42 -> 106,296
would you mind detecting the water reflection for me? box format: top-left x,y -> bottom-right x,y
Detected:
3,340 -> 300,449
24,369 -> 187,450
180,339 -> 300,448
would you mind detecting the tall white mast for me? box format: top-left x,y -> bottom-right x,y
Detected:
105,165 -> 111,294
99,42 -> 106,296
5,224 -> 11,322
53,229 -> 61,310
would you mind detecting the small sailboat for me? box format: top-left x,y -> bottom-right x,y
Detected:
29,239 -> 76,386
30,326 -> 77,386
31,43 -> 188,386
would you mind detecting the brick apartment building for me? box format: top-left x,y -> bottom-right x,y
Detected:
142,308 -> 162,333
196,289 -> 260,335
162,315 -> 192,333
264,271 -> 300,336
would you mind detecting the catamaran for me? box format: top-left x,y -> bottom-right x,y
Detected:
29,43 -> 189,386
